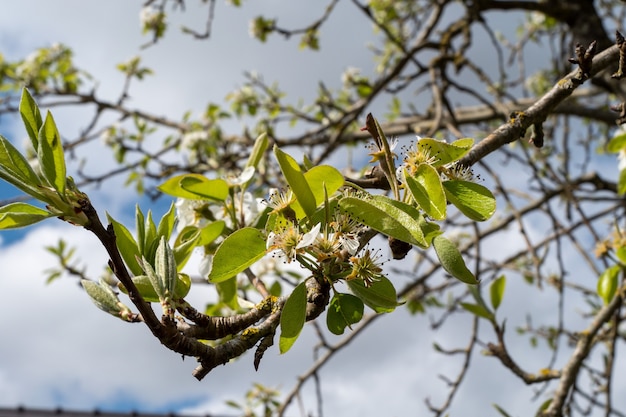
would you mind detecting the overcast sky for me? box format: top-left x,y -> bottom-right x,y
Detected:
0,2 -> 624,417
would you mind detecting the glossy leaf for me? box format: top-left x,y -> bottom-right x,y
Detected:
208,227 -> 266,283
0,135 -> 44,198
107,213 -> 143,276
489,275 -> 506,311
158,173 -> 229,201
273,145 -> 316,217
279,280 -> 307,353
443,180 -> 496,221
597,265 -> 620,305
433,235 -> 478,284
0,202 -> 52,229
19,88 -> 43,151
346,276 -> 398,313
304,165 -> 345,206
37,111 -> 66,194
326,293 -> 364,335
417,137 -> 473,167
156,202 -> 176,241
339,195 -> 427,248
404,165 -> 446,220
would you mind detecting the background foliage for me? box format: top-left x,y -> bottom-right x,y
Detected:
2,1 -> 626,417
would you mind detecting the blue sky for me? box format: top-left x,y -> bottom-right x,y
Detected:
0,2 -> 624,417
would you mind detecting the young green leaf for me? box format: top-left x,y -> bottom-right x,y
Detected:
417,137 -> 473,166
0,202 -> 52,229
245,132 -> 269,169
0,136 -> 44,198
443,180 -> 496,221
179,176 -> 229,201
304,165 -> 345,207
339,195 -> 427,248
156,202 -> 176,241
404,165 -> 446,220
107,213 -> 143,276
489,275 -> 506,311
208,227 -> 267,283
326,292 -> 364,335
460,302 -> 494,321
432,235 -> 478,284
154,236 -> 178,297
597,265 -> 620,305
346,276 -> 398,313
118,273 -> 191,302
158,173 -> 229,201
37,111 -> 66,194
273,145 -> 316,217
82,278 -> 132,320
279,280 -> 307,354
19,88 -> 43,151
216,277 -> 240,311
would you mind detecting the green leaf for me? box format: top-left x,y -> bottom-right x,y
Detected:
0,202 -> 52,229
404,165 -> 446,220
279,280 -> 307,353
154,236 -> 178,297
304,165 -> 345,207
156,202 -> 176,241
607,132 -> 626,153
216,277 -> 240,310
432,235 -> 478,284
158,173 -> 229,201
19,88 -> 43,151
418,137 -> 473,166
136,204 -> 146,257
0,136 -> 44,198
208,227 -> 267,283
346,276 -> 398,313
460,302 -> 494,320
340,195 -> 427,248
489,275 -> 506,311
37,111 -> 66,194
326,293 -> 364,335
138,255 -> 165,301
597,265 -> 620,305
180,176 -> 229,201
273,145 -> 316,217
143,210 -> 158,261
443,180 -> 496,221
82,279 -> 128,319
119,272 -> 191,303
246,132 -> 269,169
107,213 -> 143,276
172,221 -> 225,270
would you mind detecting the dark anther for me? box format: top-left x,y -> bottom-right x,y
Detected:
568,41 -> 597,80
613,31 -> 626,80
